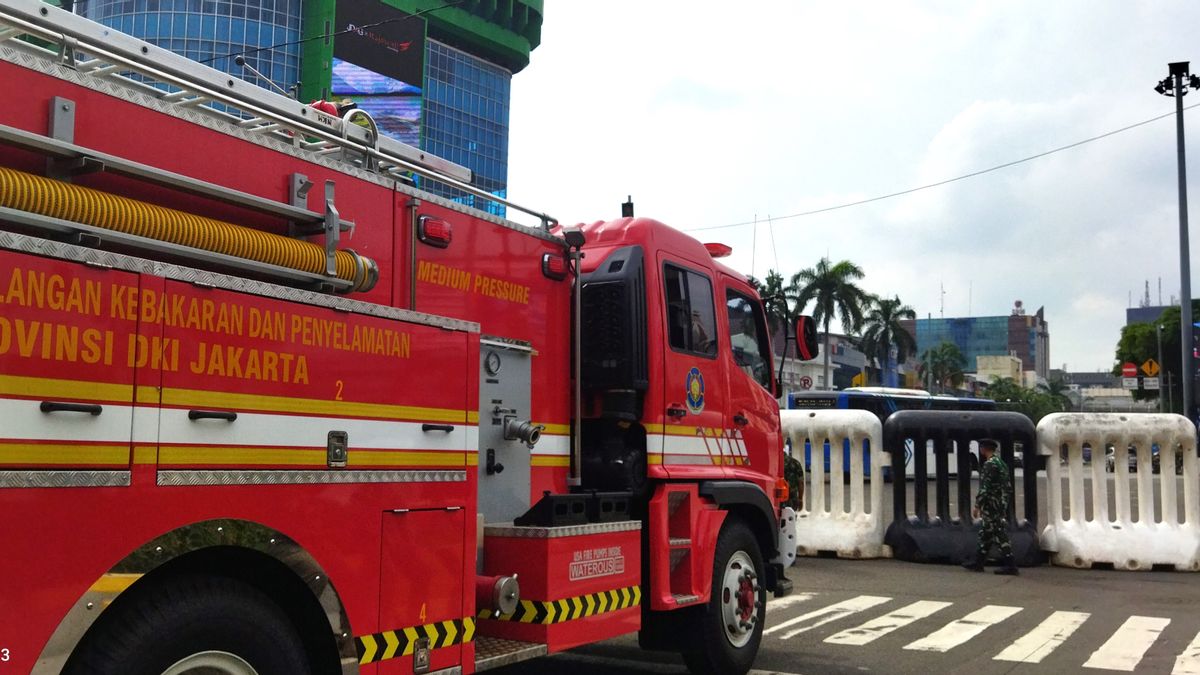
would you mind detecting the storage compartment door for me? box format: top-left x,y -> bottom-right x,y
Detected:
0,250 -> 139,474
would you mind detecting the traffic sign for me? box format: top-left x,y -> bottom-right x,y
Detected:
1122,377 -> 1139,389
799,375 -> 813,390
1122,362 -> 1138,377
1144,377 -> 1161,390
1142,359 -> 1160,377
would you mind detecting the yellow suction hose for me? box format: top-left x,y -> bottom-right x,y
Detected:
0,166 -> 377,292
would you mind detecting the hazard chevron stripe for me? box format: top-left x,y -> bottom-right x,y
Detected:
355,617 -> 476,665
479,585 -> 642,625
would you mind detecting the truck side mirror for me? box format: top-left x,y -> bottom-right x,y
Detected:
795,316 -> 818,361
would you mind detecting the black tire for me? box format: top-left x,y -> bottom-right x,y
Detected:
681,519 -> 766,675
65,574 -> 310,675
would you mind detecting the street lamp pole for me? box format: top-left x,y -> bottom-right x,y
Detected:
1156,62 -> 1200,422
1157,323 -> 1165,413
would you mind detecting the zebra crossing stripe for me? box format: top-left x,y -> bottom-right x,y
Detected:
1174,629 -> 1200,675
765,595 -> 892,640
904,605 -> 1022,652
994,611 -> 1090,664
1084,615 -> 1171,671
825,600 -> 952,646
766,592 -> 818,614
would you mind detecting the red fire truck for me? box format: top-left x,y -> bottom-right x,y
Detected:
0,3 -> 817,674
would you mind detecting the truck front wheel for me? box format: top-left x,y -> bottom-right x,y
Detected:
64,574 -> 311,675
681,519 -> 766,675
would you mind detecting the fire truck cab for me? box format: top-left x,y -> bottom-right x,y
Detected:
0,3 -> 814,674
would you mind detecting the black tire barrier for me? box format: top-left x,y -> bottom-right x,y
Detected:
883,410 -> 1045,567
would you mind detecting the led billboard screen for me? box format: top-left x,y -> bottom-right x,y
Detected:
332,1 -> 425,147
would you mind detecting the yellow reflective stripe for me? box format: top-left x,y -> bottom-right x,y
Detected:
647,454 -> 664,465
0,442 -> 126,465
401,627 -> 420,656
381,631 -> 401,661
132,445 -> 157,465
349,450 -> 467,468
158,446 -> 325,466
358,635 -> 378,665
160,386 -> 465,423
531,455 -> 569,467
467,411 -> 479,424
0,374 -> 132,402
88,573 -> 142,593
539,424 -> 571,436
465,453 -> 479,466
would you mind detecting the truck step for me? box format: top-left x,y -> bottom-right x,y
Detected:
672,593 -> 702,606
474,636 -> 547,672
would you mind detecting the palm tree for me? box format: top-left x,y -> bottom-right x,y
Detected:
1039,378 -> 1072,412
857,295 -> 917,387
792,258 -> 868,390
919,341 -> 967,393
747,269 -> 792,337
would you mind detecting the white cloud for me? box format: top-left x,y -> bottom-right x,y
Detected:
509,0 -> 1200,371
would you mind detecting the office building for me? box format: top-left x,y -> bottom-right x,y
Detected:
901,301 -> 1050,382
75,0 -> 542,215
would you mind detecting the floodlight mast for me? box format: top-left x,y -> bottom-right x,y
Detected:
1156,61 -> 1197,422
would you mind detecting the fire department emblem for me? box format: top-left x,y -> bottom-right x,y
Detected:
685,367 -> 705,414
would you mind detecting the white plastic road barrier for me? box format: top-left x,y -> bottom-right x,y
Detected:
1038,412 -> 1200,571
781,409 -> 886,558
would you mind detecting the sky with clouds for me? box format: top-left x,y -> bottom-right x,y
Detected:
506,1 -> 1200,374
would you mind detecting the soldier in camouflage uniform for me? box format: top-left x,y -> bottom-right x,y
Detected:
962,438 -> 1018,575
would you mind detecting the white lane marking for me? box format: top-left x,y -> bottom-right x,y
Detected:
543,652 -> 806,675
765,595 -> 892,640
1083,615 -> 1171,671
767,592 -> 818,614
824,600 -> 953,646
904,605 -> 1023,652
994,610 -> 1090,663
1174,630 -> 1200,675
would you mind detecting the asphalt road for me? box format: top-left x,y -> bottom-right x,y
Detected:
493,472 -> 1199,675
495,556 -> 1200,675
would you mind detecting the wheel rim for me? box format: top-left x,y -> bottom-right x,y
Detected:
161,651 -> 259,675
719,550 -> 761,648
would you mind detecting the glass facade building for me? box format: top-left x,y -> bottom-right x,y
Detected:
77,0 -> 303,96
76,0 -> 540,218
907,307 -> 1050,379
421,39 -> 511,214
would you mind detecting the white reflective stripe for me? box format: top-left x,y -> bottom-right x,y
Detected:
531,434 -> 569,457
1083,615 -> 1170,671
1174,629 -> 1200,675
158,408 -> 468,450
905,605 -> 1022,652
994,611 -> 1090,663
766,592 -> 817,615
0,398 -> 133,443
765,595 -> 891,640
825,600 -> 952,646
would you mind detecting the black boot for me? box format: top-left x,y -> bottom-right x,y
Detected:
961,553 -> 984,572
994,554 -> 1019,575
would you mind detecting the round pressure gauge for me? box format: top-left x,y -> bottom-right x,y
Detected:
485,350 -> 502,375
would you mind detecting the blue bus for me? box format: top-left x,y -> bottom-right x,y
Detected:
786,387 -> 997,478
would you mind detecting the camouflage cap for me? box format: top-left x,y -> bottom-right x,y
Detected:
978,438 -> 1000,450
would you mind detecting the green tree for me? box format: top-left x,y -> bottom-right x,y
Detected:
792,258 -> 868,390
1111,303 -> 1200,413
747,269 -> 792,336
986,376 -> 1067,425
857,295 -> 917,386
919,341 -> 967,393
1039,377 -> 1073,411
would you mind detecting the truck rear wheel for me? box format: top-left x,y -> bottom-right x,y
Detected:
65,574 -> 310,675
681,519 -> 766,675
